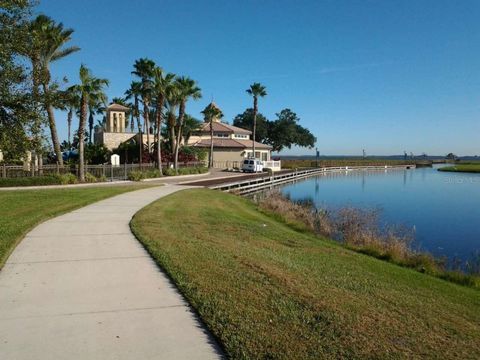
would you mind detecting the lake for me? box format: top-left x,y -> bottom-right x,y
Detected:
279,165 -> 480,261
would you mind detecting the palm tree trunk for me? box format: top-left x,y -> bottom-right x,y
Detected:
174,102 -> 187,174
144,103 -> 150,157
156,96 -> 164,174
67,109 -> 73,146
78,95 -> 87,182
252,96 -> 257,159
169,122 -> 176,153
42,83 -> 63,166
209,118 -> 214,168
88,111 -> 94,144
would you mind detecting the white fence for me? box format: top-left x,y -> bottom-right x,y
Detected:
262,160 -> 281,171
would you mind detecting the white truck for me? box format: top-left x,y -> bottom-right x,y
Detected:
242,159 -> 264,173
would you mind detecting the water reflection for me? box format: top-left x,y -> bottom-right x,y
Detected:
270,166 -> 480,261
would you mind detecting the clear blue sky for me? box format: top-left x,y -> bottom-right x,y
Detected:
37,0 -> 479,156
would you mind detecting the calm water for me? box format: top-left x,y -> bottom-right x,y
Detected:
279,165 -> 480,261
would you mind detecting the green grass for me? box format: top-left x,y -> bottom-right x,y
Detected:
131,189 -> 480,359
438,164 -> 480,173
0,184 -> 155,268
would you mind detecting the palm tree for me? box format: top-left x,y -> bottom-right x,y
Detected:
174,76 -> 201,172
125,81 -> 143,162
88,96 -> 106,144
201,103 -> 223,168
152,67 -> 175,173
124,84 -> 141,132
63,88 -> 80,147
246,82 -> 267,159
26,15 -> 80,166
132,58 -> 155,156
165,83 -> 181,153
69,65 -> 108,182
182,115 -> 202,144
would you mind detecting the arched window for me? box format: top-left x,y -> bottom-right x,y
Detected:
113,113 -> 118,132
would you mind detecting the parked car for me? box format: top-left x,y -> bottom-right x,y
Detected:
242,159 -> 264,173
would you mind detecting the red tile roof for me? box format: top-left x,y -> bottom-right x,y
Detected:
192,138 -> 272,149
197,122 -> 252,135
108,103 -> 130,111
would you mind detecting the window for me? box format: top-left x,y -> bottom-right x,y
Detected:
214,132 -> 229,138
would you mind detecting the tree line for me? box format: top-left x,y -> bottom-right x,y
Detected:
1,1 -> 316,182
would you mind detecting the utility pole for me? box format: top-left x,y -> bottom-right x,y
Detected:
316,147 -> 319,168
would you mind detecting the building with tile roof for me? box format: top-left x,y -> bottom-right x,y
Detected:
188,102 -> 272,168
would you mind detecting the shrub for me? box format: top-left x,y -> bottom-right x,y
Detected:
84,172 -> 97,183
56,173 -> 77,185
127,170 -> 145,181
97,175 -> 108,183
161,166 -> 208,176
162,168 -> 176,176
0,176 -> 61,187
144,169 -> 162,178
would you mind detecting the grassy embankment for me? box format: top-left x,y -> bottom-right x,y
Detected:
0,184 -> 154,268
131,189 -> 480,359
282,158 -> 410,169
438,163 -> 480,173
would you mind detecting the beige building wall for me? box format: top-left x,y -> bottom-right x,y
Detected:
208,148 -> 270,168
95,130 -> 155,151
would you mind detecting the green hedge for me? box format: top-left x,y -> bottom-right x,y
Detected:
0,173 -> 107,187
128,167 -> 209,181
0,176 -> 62,187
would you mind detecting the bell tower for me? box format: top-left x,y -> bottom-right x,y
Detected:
106,103 -> 130,133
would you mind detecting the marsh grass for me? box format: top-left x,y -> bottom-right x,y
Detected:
438,163 -> 480,173
258,191 -> 480,288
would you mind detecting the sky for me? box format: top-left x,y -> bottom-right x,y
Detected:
36,0 -> 480,156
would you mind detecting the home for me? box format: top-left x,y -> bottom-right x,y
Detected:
188,102 -> 274,169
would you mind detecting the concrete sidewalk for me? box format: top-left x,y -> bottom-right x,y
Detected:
0,185 -> 223,359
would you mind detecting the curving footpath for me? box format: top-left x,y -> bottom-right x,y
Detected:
0,185 -> 223,359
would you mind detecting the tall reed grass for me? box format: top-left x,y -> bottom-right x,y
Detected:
257,191 -> 480,288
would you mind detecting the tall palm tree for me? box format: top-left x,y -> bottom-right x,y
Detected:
246,82 -> 267,159
132,58 -> 155,156
26,15 -> 80,166
152,67 -> 175,173
182,115 -> 202,144
88,96 -> 106,144
125,81 -> 143,162
125,83 -> 142,132
69,65 -> 108,182
174,76 -> 201,172
165,83 -> 181,153
63,88 -> 80,147
201,103 -> 223,168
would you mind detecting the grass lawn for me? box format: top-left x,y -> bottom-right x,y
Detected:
0,184 -> 155,268
438,164 -> 480,173
131,189 -> 480,359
